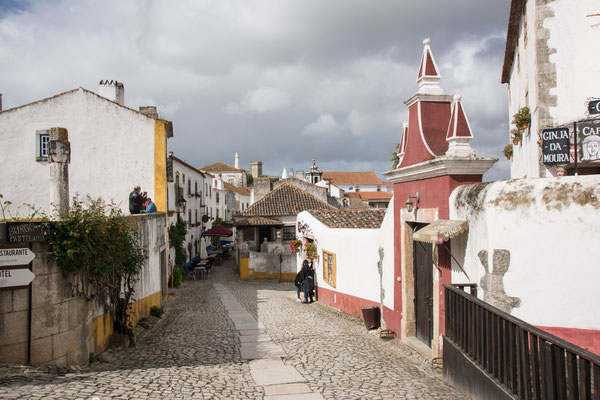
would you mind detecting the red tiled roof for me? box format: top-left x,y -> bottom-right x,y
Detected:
322,172 -> 383,185
224,182 -> 250,196
309,209 -> 386,229
238,182 -> 335,217
345,191 -> 392,200
200,162 -> 243,172
234,216 -> 282,226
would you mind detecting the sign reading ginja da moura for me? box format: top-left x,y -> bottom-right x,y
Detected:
0,248 -> 36,267
542,128 -> 571,165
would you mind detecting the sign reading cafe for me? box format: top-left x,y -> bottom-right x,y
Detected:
541,128 -> 570,165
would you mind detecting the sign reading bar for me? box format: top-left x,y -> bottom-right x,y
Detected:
7,222 -> 51,243
0,268 -> 36,289
542,128 -> 570,165
0,248 -> 36,267
588,99 -> 600,115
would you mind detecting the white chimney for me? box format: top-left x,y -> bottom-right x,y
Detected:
235,152 -> 239,169
98,80 -> 125,105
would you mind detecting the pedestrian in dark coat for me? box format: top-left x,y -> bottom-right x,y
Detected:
294,269 -> 303,301
300,260 -> 314,303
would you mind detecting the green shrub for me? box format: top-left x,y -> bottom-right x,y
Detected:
88,352 -> 97,364
150,306 -> 164,318
173,265 -> 183,287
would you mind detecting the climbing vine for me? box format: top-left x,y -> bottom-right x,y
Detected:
168,218 -> 188,268
49,196 -> 147,335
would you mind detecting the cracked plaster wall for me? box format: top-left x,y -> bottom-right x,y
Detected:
449,176 -> 600,330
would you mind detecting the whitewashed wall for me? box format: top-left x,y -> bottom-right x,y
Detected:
449,176 -> 600,330
297,207 -> 394,310
0,89 -> 156,217
169,158 -> 207,261
376,201 -> 395,310
508,0 -> 600,178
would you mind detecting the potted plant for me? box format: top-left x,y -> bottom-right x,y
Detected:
290,239 -> 302,253
512,107 -> 531,131
304,241 -> 318,259
503,144 -> 513,160
511,129 -> 522,145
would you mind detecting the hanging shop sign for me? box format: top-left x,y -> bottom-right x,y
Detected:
6,222 -> 51,243
578,121 -> 600,162
588,99 -> 600,115
541,128 -> 570,165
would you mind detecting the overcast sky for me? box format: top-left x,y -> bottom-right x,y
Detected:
1,0 -> 511,181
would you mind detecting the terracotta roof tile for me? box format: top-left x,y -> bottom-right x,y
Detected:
235,216 -> 282,226
200,162 -> 243,172
224,182 -> 250,196
238,182 -> 335,217
322,172 -> 383,185
345,191 -> 392,200
310,209 -> 386,229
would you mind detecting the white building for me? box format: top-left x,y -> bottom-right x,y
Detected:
201,159 -> 247,188
502,0 -> 600,178
0,81 -> 172,217
168,155 -> 210,261
319,172 -> 385,194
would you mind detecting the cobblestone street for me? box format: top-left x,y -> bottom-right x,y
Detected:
0,258 -> 467,399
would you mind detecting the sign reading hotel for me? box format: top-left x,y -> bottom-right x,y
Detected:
541,128 -> 570,165
0,268 -> 36,289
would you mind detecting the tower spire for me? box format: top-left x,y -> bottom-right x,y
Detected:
416,37 -> 442,95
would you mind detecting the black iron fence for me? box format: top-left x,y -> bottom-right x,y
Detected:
444,284 -> 600,399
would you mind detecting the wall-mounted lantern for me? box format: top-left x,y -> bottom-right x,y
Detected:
405,192 -> 420,213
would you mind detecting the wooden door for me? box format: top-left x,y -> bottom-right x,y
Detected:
414,241 -> 433,347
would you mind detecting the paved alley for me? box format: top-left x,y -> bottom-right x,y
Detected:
0,258 -> 467,399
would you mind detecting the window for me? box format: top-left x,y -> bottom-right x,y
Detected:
377,186 -> 381,192
36,130 -> 50,161
195,209 -> 198,225
216,209 -> 219,219
188,210 -> 192,225
355,186 -> 360,192
195,181 -> 198,195
283,226 -> 295,241
188,179 -> 191,195
216,192 -> 220,204
322,250 -> 336,288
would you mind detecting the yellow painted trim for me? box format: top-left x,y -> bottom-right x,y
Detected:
240,257 -> 249,280
154,120 -> 168,212
92,291 -> 162,354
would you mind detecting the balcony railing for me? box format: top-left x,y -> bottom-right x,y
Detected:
445,284 -> 600,399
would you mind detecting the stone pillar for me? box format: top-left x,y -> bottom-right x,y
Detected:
48,128 -> 70,220
250,161 -> 263,179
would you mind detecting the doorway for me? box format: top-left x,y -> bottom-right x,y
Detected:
414,240 -> 433,347
258,226 -> 272,244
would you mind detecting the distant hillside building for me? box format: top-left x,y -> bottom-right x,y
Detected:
200,161 -> 247,187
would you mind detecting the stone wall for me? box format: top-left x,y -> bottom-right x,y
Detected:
273,178 -> 329,203
0,241 -> 93,366
0,213 -> 167,366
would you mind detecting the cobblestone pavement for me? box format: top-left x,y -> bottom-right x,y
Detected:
0,258 -> 467,399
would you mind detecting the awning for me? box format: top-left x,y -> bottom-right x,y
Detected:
203,225 -> 233,236
412,219 -> 468,244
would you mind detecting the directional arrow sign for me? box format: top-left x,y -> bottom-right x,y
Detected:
0,248 -> 36,267
0,268 -> 36,288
